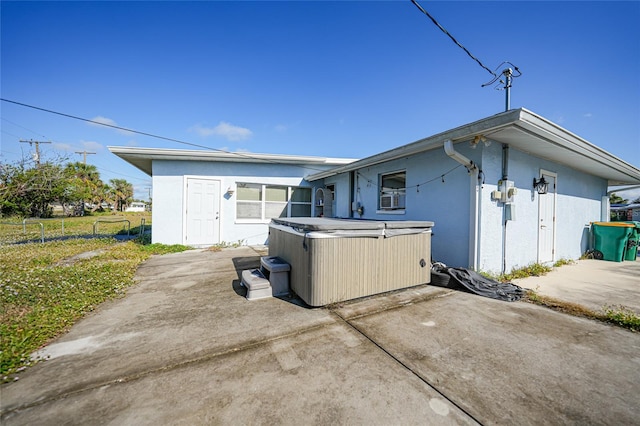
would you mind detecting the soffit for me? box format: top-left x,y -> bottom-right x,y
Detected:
108,147 -> 356,177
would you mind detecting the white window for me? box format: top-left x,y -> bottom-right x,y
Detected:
379,171 -> 406,211
265,186 -> 288,219
237,184 -> 311,221
236,183 -> 262,220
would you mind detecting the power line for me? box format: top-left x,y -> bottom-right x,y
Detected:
410,0 -> 497,77
1,129 -> 22,139
95,165 -> 152,183
0,98 -> 339,174
1,117 -> 47,138
2,99 -> 219,150
410,0 -> 522,110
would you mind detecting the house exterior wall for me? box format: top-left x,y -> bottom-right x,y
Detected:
554,166 -> 606,259
477,144 -> 607,274
324,140 -> 608,275
337,147 -> 478,268
475,143 -> 503,272
151,160 -> 329,246
322,173 -> 351,218
152,171 -> 184,245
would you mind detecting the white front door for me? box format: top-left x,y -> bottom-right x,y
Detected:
537,172 -> 556,263
186,178 -> 220,245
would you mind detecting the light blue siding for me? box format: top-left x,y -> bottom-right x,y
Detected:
341,148 -> 477,268
152,160 -> 324,246
326,141 -> 608,274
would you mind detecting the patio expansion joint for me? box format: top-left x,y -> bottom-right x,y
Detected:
329,303 -> 484,426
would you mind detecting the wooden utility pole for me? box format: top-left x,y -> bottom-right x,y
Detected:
75,150 -> 96,164
19,139 -> 51,165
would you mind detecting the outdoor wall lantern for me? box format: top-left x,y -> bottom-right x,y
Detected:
226,187 -> 235,196
533,176 -> 549,195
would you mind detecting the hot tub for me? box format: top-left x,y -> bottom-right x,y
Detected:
268,218 -> 434,306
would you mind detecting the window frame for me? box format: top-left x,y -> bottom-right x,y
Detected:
236,183 -> 312,223
378,170 -> 407,214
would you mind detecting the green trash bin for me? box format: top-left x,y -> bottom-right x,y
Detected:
623,221 -> 640,261
591,222 -> 634,262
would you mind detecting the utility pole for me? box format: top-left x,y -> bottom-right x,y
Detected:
75,150 -> 96,164
19,139 -> 51,165
502,68 -> 513,112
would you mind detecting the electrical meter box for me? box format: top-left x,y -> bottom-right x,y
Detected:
505,203 -> 516,221
498,180 -> 517,203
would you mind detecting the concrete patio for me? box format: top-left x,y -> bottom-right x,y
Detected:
2,247 -> 639,425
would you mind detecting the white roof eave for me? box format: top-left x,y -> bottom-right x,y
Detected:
306,108 -> 640,185
108,146 -> 357,176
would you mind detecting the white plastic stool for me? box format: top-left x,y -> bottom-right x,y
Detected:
241,268 -> 272,300
260,256 -> 291,296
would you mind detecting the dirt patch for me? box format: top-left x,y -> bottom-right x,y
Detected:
54,249 -> 107,267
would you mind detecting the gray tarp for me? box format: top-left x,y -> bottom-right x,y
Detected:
443,267 -> 526,302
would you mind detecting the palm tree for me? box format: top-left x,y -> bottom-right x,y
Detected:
64,162 -> 104,215
609,193 -> 628,205
109,178 -> 133,212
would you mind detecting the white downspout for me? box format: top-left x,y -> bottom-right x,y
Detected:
444,140 -> 476,171
469,169 -> 480,270
444,140 -> 480,270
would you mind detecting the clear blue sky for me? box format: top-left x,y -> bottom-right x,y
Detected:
2,1 -> 639,201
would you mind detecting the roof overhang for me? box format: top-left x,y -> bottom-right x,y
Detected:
108,147 -> 357,176
306,108 -> 640,186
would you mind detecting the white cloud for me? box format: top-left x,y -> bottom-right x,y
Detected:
189,122 -> 253,142
53,142 -> 73,152
88,116 -> 133,135
90,116 -> 117,127
133,184 -> 151,201
583,113 -> 593,118
274,124 -> 288,132
81,140 -> 103,151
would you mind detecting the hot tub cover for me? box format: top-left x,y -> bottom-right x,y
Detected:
270,218 -> 434,238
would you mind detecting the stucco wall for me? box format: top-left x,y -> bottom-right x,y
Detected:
323,173 -> 351,218
151,160 -> 327,246
150,143 -> 608,268
478,144 -> 606,274
344,147 -> 478,268
326,140 -> 608,274
555,168 -> 606,259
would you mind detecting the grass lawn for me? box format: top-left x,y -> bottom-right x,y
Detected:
0,211 -> 151,244
0,212 -> 191,382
